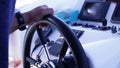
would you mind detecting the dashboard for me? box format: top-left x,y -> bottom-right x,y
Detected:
54,1 -> 120,68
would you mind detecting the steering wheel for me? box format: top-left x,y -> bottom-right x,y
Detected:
23,14 -> 90,68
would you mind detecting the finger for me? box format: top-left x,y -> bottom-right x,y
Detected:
39,23 -> 49,28
48,8 -> 54,15
38,5 -> 48,9
41,8 -> 54,16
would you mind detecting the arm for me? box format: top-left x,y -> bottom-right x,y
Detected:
10,5 -> 54,33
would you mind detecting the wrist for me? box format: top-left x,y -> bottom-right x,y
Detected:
10,11 -> 29,33
22,11 -> 31,25
15,11 -> 26,31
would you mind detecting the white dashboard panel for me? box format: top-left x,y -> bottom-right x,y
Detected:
83,37 -> 120,68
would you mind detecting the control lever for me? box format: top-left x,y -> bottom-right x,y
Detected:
111,26 -> 117,34
101,18 -> 107,26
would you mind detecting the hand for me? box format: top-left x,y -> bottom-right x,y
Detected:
23,5 -> 54,25
10,5 -> 54,33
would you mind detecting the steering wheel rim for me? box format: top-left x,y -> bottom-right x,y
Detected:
23,15 -> 90,68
